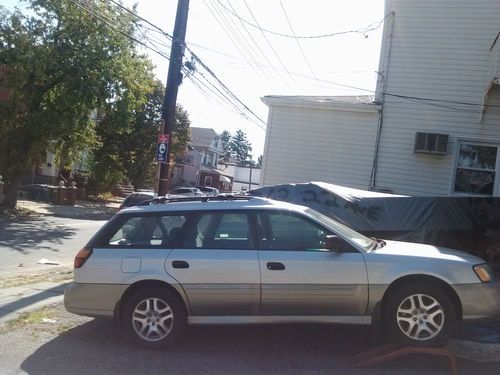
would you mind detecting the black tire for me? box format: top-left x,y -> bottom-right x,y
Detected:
383,282 -> 458,347
122,288 -> 186,349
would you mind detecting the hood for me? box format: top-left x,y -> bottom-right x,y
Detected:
372,240 -> 485,264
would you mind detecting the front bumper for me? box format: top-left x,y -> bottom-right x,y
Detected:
64,282 -> 127,318
453,281 -> 500,321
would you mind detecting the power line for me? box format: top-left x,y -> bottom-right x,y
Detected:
278,0 -> 319,83
88,0 -> 267,129
222,0 -> 288,87
242,0 -> 300,89
189,51 -> 267,127
68,0 -> 172,62
216,0 -> 388,39
290,71 -> 500,111
202,0 -> 273,88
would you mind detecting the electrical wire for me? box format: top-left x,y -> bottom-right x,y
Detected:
95,1 -> 500,117
216,0 -> 388,39
79,0 -> 267,129
68,0 -> 172,63
222,0 -> 287,87
278,0 -> 319,83
242,0 -> 300,89
202,0 -> 273,88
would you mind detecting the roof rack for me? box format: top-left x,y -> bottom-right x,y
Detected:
137,194 -> 255,206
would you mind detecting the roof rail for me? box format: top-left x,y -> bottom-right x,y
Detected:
137,194 -> 254,206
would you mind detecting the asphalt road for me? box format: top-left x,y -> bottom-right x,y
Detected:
1,303 -> 499,375
0,216 -> 106,276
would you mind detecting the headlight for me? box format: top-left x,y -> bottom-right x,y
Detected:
473,264 -> 494,283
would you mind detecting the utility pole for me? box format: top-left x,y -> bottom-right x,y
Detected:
156,0 -> 190,196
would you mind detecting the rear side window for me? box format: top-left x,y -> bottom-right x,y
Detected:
181,212 -> 254,249
106,214 -> 187,247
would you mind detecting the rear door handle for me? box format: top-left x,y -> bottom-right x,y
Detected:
172,260 -> 189,269
266,262 -> 285,271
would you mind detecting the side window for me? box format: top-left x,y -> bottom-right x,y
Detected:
107,214 -> 187,247
258,212 -> 332,251
182,212 -> 253,249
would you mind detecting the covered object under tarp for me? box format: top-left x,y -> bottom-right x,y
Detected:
248,182 -> 500,264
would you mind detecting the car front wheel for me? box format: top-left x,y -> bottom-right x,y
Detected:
123,288 -> 186,349
383,282 -> 458,347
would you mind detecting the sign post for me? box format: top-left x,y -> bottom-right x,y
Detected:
154,132 -> 169,197
156,134 -> 169,162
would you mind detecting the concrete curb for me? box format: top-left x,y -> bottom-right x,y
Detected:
15,200 -> 119,221
0,281 -> 68,324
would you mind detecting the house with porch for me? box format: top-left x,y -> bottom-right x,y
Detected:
172,127 -> 233,191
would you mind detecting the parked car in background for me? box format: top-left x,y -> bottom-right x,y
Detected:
65,196 -> 500,350
169,187 -> 205,197
197,186 -> 220,196
119,191 -> 155,210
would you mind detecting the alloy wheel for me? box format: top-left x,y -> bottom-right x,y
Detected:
396,293 -> 445,341
132,297 -> 174,342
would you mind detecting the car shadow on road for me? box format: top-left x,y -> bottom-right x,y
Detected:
0,218 -> 77,253
20,319 -> 497,375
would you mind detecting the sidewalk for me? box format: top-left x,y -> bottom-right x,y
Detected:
0,198 -> 121,324
16,199 -> 121,220
0,281 -> 67,324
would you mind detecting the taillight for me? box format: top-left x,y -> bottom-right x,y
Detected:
74,247 -> 93,269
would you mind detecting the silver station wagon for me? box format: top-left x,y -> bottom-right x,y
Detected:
64,196 -> 500,349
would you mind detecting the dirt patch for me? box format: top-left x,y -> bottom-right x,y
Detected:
0,269 -> 73,289
0,303 -> 91,336
0,207 -> 40,219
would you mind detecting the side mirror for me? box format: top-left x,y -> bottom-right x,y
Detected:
324,235 -> 343,252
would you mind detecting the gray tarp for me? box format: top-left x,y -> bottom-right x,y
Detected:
249,182 -> 500,261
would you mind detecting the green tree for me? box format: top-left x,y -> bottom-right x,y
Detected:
87,80 -> 192,193
218,130 -> 232,163
0,0 -> 151,208
257,155 -> 262,168
229,129 -> 253,165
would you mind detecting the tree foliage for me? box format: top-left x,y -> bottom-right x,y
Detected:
0,0 -> 154,207
229,129 -> 253,165
88,80 -> 192,193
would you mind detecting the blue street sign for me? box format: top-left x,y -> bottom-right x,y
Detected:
157,142 -> 167,162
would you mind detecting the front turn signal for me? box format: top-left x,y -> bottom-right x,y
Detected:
473,264 -> 494,283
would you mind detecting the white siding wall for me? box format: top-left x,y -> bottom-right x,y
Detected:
261,103 -> 378,189
375,0 -> 500,195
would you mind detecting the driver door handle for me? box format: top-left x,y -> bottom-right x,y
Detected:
267,262 -> 285,271
172,260 -> 189,269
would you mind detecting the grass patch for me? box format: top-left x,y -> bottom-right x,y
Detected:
5,307 -> 57,330
0,269 -> 73,289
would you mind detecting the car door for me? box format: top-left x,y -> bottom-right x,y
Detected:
256,210 -> 368,316
166,211 -> 260,316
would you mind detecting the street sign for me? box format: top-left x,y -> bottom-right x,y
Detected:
156,134 -> 169,162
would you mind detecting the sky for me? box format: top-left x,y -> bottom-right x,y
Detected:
3,0 -> 386,158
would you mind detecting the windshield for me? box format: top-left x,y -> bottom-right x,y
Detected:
305,208 -> 376,251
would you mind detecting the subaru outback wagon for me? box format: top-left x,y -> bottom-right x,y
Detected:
64,196 -> 500,349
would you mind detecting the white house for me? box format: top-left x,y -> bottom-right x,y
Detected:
260,96 -> 379,190
261,0 -> 500,197
220,163 -> 261,192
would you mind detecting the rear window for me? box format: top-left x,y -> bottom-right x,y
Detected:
105,214 -> 188,247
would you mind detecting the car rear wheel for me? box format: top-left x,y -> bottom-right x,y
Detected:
383,282 -> 458,347
123,288 -> 186,349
